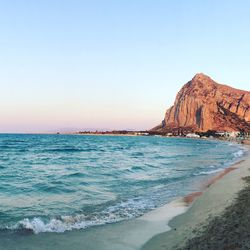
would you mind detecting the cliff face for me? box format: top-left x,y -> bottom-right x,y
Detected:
153,73 -> 250,133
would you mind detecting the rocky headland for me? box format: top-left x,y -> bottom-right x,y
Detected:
152,73 -> 250,134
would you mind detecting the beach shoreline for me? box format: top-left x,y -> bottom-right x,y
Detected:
141,143 -> 250,250
0,137 -> 248,250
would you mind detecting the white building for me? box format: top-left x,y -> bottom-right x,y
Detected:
186,133 -> 200,138
226,131 -> 240,138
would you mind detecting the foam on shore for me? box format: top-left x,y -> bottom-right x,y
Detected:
0,197 -> 190,250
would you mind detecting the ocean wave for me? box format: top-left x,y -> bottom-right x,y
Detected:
45,148 -> 94,153
64,172 -> 86,178
131,166 -> 143,171
208,165 -> 216,168
194,168 -> 223,176
193,146 -> 245,177
5,214 -> 124,234
5,213 -> 122,234
233,149 -> 244,158
5,198 -> 156,234
7,216 -> 88,234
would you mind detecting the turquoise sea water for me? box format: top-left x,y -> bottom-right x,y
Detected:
0,134 -> 245,235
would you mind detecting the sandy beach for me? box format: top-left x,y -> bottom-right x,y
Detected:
142,144 -> 250,250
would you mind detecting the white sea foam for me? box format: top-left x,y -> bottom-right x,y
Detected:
200,168 -> 224,175
9,215 -> 112,234
6,198 -> 157,234
208,165 -> 216,168
233,149 -> 244,158
194,168 -> 223,176
17,218 -> 69,233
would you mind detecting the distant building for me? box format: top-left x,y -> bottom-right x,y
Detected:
186,133 -> 200,138
225,131 -> 240,138
136,132 -> 149,136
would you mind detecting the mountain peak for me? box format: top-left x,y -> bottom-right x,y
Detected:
192,73 -> 212,82
152,75 -> 250,133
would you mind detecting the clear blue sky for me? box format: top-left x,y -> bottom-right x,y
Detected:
0,0 -> 250,132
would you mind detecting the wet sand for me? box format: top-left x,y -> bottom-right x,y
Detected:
142,145 -> 250,250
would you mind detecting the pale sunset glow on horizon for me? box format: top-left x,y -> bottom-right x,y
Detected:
1,0 -> 250,132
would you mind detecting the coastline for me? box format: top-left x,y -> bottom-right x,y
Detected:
0,137 -> 248,250
141,144 -> 250,250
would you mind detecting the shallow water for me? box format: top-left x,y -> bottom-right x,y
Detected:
0,134 -> 245,237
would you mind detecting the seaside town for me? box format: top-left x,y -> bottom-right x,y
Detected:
77,129 -> 250,141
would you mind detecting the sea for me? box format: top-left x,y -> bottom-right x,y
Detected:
0,134 -> 246,249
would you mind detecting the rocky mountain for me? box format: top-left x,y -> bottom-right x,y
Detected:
152,73 -> 250,133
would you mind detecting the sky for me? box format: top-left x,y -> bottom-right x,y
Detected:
0,0 -> 250,133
